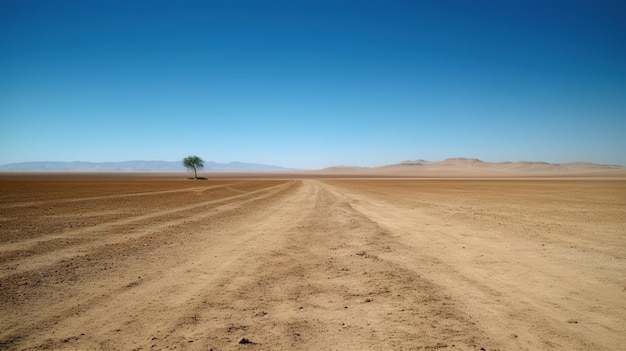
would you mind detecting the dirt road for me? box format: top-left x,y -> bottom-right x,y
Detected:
1,177 -> 625,350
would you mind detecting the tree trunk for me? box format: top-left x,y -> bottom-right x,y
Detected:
193,167 -> 198,179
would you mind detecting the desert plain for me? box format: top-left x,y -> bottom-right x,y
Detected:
0,173 -> 625,350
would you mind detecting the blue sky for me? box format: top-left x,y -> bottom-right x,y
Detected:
1,0 -> 625,169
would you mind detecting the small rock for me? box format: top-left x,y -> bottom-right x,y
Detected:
567,319 -> 578,324
239,338 -> 255,344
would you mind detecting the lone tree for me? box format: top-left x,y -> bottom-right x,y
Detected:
183,155 -> 204,179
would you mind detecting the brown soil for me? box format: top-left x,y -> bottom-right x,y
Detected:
1,174 -> 624,350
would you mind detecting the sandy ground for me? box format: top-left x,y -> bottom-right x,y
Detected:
1,175 -> 625,350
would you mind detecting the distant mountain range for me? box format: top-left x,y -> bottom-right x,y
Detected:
319,158 -> 625,177
0,160 -> 293,172
1,158 -> 624,176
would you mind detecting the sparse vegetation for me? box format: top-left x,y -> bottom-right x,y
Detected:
182,155 -> 204,179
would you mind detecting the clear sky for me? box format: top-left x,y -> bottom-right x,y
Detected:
1,0 -> 625,169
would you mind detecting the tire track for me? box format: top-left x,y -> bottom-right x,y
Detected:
1,181 -> 282,252
123,180 -> 493,350
0,180 -> 303,350
0,181 -> 258,245
0,181 -> 293,279
2,177 -> 623,351
2,179 -> 498,351
0,181 -> 251,209
321,179 -> 626,351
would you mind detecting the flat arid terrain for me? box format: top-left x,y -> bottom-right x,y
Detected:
1,174 -> 625,350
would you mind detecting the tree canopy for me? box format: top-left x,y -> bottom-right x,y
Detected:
183,155 -> 204,179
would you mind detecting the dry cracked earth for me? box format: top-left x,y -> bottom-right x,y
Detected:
1,174 -> 625,350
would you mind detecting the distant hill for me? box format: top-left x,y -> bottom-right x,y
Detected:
0,160 -> 293,172
315,158 -> 626,177
2,158 -> 624,176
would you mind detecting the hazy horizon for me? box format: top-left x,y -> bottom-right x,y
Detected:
1,157 -> 624,171
2,1 -> 625,169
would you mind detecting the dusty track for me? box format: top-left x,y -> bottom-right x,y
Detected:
1,176 -> 624,350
